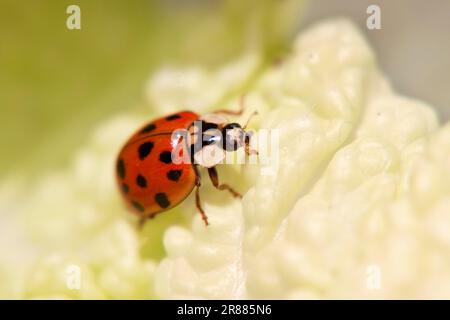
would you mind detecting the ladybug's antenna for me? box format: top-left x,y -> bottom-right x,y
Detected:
242,109 -> 259,156
243,111 -> 258,130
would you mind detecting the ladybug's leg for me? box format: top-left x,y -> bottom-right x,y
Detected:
207,167 -> 242,198
214,95 -> 246,116
194,167 -> 209,226
138,212 -> 157,229
138,217 -> 147,229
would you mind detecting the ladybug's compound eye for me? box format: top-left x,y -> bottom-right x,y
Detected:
203,128 -> 222,146
222,123 -> 244,151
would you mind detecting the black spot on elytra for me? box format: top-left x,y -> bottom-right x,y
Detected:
122,183 -> 129,194
166,114 -> 181,121
140,123 -> 156,134
138,141 -> 154,160
131,201 -> 144,212
155,193 -> 170,208
159,151 -> 172,164
167,170 -> 182,182
136,174 -> 147,188
117,159 -> 126,179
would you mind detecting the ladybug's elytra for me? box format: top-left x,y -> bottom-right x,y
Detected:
116,102 -> 257,226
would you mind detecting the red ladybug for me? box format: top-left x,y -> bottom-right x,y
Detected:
116,105 -> 257,226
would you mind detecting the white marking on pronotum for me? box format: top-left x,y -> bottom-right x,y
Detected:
194,144 -> 226,168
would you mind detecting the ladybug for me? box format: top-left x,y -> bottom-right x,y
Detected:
116,104 -> 257,226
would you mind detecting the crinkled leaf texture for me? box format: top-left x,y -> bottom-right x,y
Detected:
1,19 -> 449,299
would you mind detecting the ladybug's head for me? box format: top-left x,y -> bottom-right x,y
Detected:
221,123 -> 245,151
221,110 -> 258,154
